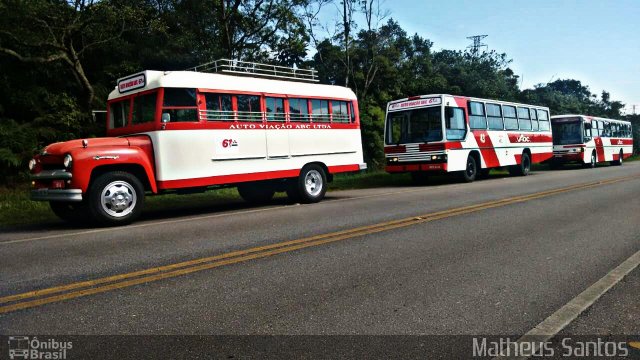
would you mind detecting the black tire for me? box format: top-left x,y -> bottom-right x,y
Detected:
87,171 -> 145,226
49,201 -> 89,225
509,152 -> 531,176
460,155 -> 477,183
612,150 -> 623,166
237,182 -> 275,204
288,164 -> 327,203
584,151 -> 596,168
410,171 -> 429,185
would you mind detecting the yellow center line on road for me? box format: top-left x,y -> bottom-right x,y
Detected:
0,175 -> 635,314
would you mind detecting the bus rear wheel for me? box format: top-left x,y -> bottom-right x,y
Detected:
237,182 -> 275,204
287,164 -> 327,203
611,150 -> 624,166
509,152 -> 531,176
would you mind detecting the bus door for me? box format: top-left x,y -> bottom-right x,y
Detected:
264,96 -> 290,159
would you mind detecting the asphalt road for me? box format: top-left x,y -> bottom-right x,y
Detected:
1,163 -> 639,357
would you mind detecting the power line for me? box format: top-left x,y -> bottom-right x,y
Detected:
466,35 -> 488,54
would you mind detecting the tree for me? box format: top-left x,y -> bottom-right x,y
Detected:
214,0 -> 310,63
0,0 -> 144,110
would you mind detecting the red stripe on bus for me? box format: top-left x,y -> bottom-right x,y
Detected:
507,133 -> 553,143
157,164 -> 361,190
594,137 -> 606,162
472,131 -> 500,167
419,143 -> 445,152
609,138 -> 633,145
384,145 -> 406,154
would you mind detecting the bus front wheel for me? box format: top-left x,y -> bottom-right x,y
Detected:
584,151 -> 596,168
460,155 -> 477,183
87,171 -> 145,226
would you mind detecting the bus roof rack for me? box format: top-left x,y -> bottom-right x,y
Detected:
185,59 -> 319,83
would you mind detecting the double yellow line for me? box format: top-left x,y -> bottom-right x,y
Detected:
0,176 -> 633,315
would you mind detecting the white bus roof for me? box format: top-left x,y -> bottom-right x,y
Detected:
387,94 -> 549,110
108,70 -> 357,101
551,114 -> 630,123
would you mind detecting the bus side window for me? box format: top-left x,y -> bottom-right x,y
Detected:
162,88 -> 198,122
311,99 -> 330,122
132,92 -> 157,125
265,97 -> 285,122
236,94 -> 262,122
603,121 -> 611,137
584,122 -> 592,138
530,108 -> 538,131
537,110 -> 550,131
486,103 -> 503,130
517,107 -> 532,130
204,93 -> 233,121
446,107 -> 466,140
109,99 -> 130,129
350,102 -> 357,123
288,98 -> 310,122
503,105 -> 518,130
468,101 -> 487,129
331,100 -> 349,123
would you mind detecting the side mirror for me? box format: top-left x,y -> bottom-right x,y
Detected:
161,113 -> 171,123
584,123 -> 592,130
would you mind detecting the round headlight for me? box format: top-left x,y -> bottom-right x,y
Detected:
28,159 -> 36,171
63,154 -> 73,169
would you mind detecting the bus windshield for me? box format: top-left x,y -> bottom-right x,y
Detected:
386,106 -> 442,144
552,120 -> 583,145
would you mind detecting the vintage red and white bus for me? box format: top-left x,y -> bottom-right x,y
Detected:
28,60 -> 366,225
384,94 -> 553,182
551,115 -> 633,168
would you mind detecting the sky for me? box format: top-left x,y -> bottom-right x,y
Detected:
319,0 -> 640,114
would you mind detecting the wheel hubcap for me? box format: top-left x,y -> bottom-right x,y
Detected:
304,170 -> 323,197
101,180 -> 136,218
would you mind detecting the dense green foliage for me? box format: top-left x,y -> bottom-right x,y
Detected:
0,0 -> 636,184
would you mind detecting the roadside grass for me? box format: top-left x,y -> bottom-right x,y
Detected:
0,173 -> 409,228
1,156 -> 637,229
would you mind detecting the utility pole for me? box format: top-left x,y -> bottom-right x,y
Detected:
467,35 -> 488,54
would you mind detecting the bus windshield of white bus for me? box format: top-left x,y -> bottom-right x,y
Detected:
552,118 -> 583,145
386,106 -> 442,144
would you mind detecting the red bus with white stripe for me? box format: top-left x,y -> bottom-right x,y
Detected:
384,94 -> 553,182
551,115 -> 633,168
28,60 -> 366,225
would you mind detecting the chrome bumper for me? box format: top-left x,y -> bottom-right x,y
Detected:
31,189 -> 83,202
